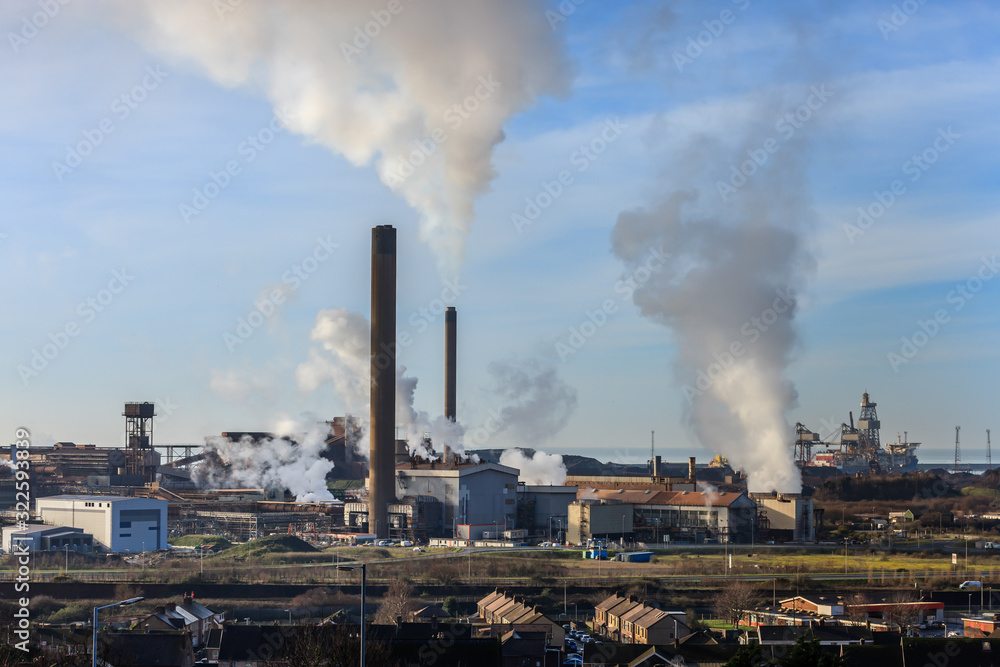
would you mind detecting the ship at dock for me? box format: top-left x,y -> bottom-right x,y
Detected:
794,391 -> 919,475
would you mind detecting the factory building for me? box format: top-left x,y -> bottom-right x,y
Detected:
35,495 -> 167,553
517,485 -> 576,542
568,500 -> 634,545
750,492 -> 817,543
394,461 -> 519,537
568,489 -> 758,545
2,525 -> 94,553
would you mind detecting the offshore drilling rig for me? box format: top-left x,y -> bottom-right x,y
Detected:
794,391 -> 919,475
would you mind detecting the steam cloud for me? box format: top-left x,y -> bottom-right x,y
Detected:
297,308 -> 474,461
194,419 -> 335,502
487,358 -> 578,443
298,310 -> 578,463
499,448 -> 567,486
97,0 -> 569,274
611,132 -> 813,493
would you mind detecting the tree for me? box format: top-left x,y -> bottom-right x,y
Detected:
263,625 -> 397,667
844,592 -> 869,625
883,590 -> 919,631
724,643 -> 764,667
781,634 -> 844,667
374,578 -> 415,624
713,580 -> 760,628
442,596 -> 459,618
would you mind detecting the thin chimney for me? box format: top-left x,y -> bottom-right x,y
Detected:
444,307 -> 457,464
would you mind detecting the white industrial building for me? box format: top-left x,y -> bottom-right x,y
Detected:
35,495 -> 167,553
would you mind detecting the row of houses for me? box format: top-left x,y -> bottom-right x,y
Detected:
477,589 -> 566,645
593,593 -> 690,644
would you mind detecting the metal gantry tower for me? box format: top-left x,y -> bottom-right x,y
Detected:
124,402 -> 156,483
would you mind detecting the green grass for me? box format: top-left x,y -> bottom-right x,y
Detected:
327,479 -> 365,490
961,486 -> 998,498
171,535 -> 233,550
211,535 -> 318,560
700,619 -> 737,630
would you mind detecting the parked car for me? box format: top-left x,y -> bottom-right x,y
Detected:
959,581 -> 982,589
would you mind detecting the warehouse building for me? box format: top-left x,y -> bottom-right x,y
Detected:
35,494 -> 167,553
568,489 -> 759,544
2,525 -> 94,553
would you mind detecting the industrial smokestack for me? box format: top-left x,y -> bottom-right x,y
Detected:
688,456 -> 697,485
369,225 -> 397,538
444,307 -> 457,464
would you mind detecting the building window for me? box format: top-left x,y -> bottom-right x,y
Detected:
120,533 -> 131,537
120,521 -> 131,528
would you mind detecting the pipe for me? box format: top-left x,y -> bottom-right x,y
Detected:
369,225 -> 396,538
688,456 -> 696,485
444,307 -> 457,464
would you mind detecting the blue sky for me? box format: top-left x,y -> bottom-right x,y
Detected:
2,0 -> 998,466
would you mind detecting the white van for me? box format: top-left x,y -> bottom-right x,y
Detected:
959,581 -> 982,589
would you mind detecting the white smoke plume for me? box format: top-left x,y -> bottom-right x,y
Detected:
297,308 -> 474,461
296,307 -> 372,413
487,358 -> 578,443
611,120 -> 814,493
194,419 -> 335,502
499,448 -> 567,486
696,482 -> 720,510
396,366 -> 468,461
95,0 -> 569,274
